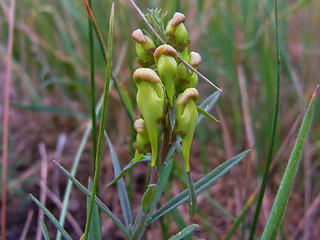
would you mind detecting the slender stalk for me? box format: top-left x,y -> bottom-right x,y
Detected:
88,0 -> 97,170
249,0 -> 281,238
81,4 -> 114,240
2,0 -> 16,239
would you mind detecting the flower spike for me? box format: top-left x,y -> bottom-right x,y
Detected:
133,68 -> 165,166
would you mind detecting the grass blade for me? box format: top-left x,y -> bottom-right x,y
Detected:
41,219 -> 50,240
87,179 -> 102,240
168,224 -> 198,240
82,3 -> 114,240
30,194 -> 72,240
54,161 -> 130,238
104,132 -> 133,227
249,0 -> 281,237
261,86 -> 319,240
147,150 -> 249,224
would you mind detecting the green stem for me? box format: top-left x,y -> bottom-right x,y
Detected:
249,0 -> 280,239
81,4 -> 114,240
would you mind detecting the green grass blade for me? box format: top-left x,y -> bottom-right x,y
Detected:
87,179 -> 102,240
261,86 -> 319,240
104,132 -> 133,227
54,161 -> 130,238
41,219 -> 50,240
168,224 -> 198,240
82,4 -> 114,240
146,150 -> 249,224
30,194 -> 72,240
106,157 -> 151,188
249,0 -> 281,237
197,91 -> 220,124
196,106 -> 220,123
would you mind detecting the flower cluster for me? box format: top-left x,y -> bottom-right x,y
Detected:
132,12 -> 201,172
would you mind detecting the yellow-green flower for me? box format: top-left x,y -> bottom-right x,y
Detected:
133,68 -> 165,166
175,88 -> 199,172
165,13 -> 189,52
154,44 -> 178,108
132,29 -> 156,67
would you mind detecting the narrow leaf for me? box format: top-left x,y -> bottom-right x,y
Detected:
142,184 -> 158,214
87,179 -> 102,240
54,161 -> 130,239
41,219 -> 50,240
196,106 -> 219,123
107,157 -> 151,188
175,143 -> 197,219
168,224 -> 198,240
197,91 -> 220,124
147,150 -> 249,224
104,132 -> 133,227
261,86 -> 319,240
30,194 -> 72,240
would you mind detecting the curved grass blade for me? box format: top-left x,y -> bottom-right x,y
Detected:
104,132 -> 133,227
197,106 -> 219,123
147,150 -> 249,224
106,157 -> 151,188
168,224 -> 198,240
30,194 -> 72,240
54,161 -> 130,239
261,86 -> 319,240
197,91 -> 220,124
41,219 -> 50,240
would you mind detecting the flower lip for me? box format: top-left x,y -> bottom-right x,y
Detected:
189,52 -> 202,67
153,44 -> 178,64
132,29 -> 147,44
133,68 -> 161,84
177,88 -> 199,105
171,12 -> 186,26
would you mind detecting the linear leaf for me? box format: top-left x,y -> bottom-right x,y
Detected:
261,86 -> 319,240
106,157 -> 151,188
197,91 -> 220,124
41,219 -> 50,240
104,132 -> 133,227
168,224 -> 198,240
87,179 -> 102,240
147,150 -> 249,224
54,161 -> 130,239
196,106 -> 219,123
30,194 -> 72,240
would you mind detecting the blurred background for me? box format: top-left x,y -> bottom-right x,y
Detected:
1,0 -> 320,239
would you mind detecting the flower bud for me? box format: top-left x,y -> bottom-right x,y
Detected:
133,68 -> 165,166
132,29 -> 156,67
133,118 -> 151,162
165,13 -> 189,51
154,44 -> 178,108
175,63 -> 198,94
175,88 -> 199,172
175,52 -> 201,94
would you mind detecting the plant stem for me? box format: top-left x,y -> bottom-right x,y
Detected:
81,4 -> 114,240
249,0 -> 281,238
